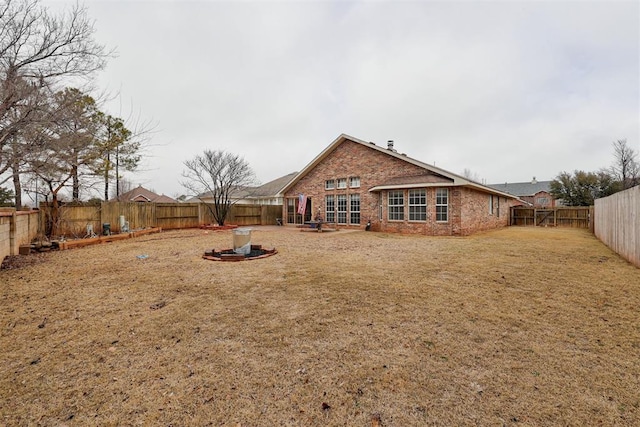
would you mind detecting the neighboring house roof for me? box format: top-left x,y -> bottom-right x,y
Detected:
250,172 -> 298,198
189,172 -> 298,202
115,185 -> 177,203
279,133 -> 519,200
488,179 -> 552,197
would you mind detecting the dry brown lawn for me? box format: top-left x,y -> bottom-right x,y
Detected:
1,226 -> 639,426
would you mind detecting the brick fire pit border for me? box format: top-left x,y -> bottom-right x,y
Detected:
202,245 -> 277,262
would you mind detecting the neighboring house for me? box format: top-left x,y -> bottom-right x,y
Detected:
114,185 -> 177,203
279,134 -> 520,236
244,172 -> 298,205
189,172 -> 298,206
488,178 -> 557,208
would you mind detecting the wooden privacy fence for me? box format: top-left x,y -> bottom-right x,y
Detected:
594,186 -> 639,268
40,202 -> 283,237
510,206 -> 593,229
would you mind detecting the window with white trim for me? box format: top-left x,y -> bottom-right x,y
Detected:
349,176 -> 360,188
436,188 -> 448,222
337,194 -> 347,224
409,189 -> 426,221
350,194 -> 360,224
325,179 -> 335,190
325,195 -> 335,223
337,178 -> 347,189
388,190 -> 404,221
488,195 -> 494,215
287,198 -> 296,224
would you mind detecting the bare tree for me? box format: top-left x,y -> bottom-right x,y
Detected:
112,177 -> 135,199
0,0 -> 109,206
0,76 -> 51,207
462,168 -> 481,183
181,150 -> 257,226
611,139 -> 639,190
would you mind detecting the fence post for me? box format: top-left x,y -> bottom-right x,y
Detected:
9,210 -> 16,255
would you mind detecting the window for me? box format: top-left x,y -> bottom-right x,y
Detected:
325,179 -> 335,190
388,190 -> 404,221
537,197 -> 549,206
350,194 -> 360,224
325,195 -> 335,223
287,198 -> 296,224
337,194 -> 347,224
436,188 -> 448,222
349,176 -> 360,188
488,195 -> 494,215
337,178 -> 347,189
409,189 -> 426,221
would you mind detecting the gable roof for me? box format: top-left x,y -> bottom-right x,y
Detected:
279,133 -> 519,199
250,172 -> 298,198
188,172 -> 298,202
488,180 -> 552,197
115,185 -> 177,203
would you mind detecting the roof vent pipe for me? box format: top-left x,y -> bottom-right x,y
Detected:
387,140 -> 395,151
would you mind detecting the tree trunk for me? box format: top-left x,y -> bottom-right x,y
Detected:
50,193 -> 60,237
12,158 -> 22,209
72,163 -> 79,201
104,151 -> 110,201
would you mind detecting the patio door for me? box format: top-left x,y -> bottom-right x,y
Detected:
286,197 -> 312,225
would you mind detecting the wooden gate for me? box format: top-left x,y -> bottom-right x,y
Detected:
510,207 -> 592,229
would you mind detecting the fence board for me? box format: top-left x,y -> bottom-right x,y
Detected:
155,203 -> 200,229
56,205 -> 101,238
40,202 -> 283,236
595,186 -> 639,268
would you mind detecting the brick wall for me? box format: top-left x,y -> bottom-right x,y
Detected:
0,209 -> 40,262
284,139 -> 517,236
12,211 -> 39,254
458,188 -> 514,235
0,212 -> 10,262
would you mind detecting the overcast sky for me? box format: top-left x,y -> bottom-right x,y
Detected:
45,0 -> 639,198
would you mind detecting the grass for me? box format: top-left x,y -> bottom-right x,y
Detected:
1,226 -> 639,426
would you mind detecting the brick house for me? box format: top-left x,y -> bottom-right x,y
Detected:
488,178 -> 557,208
279,134 -> 520,236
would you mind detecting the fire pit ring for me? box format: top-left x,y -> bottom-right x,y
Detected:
203,245 -> 277,262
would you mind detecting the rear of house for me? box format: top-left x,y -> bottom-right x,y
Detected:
280,134 -> 519,236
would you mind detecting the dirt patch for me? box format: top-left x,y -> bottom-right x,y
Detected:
1,227 -> 639,425
1,252 -> 49,270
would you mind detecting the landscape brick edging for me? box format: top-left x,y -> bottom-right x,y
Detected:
59,228 -> 163,250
